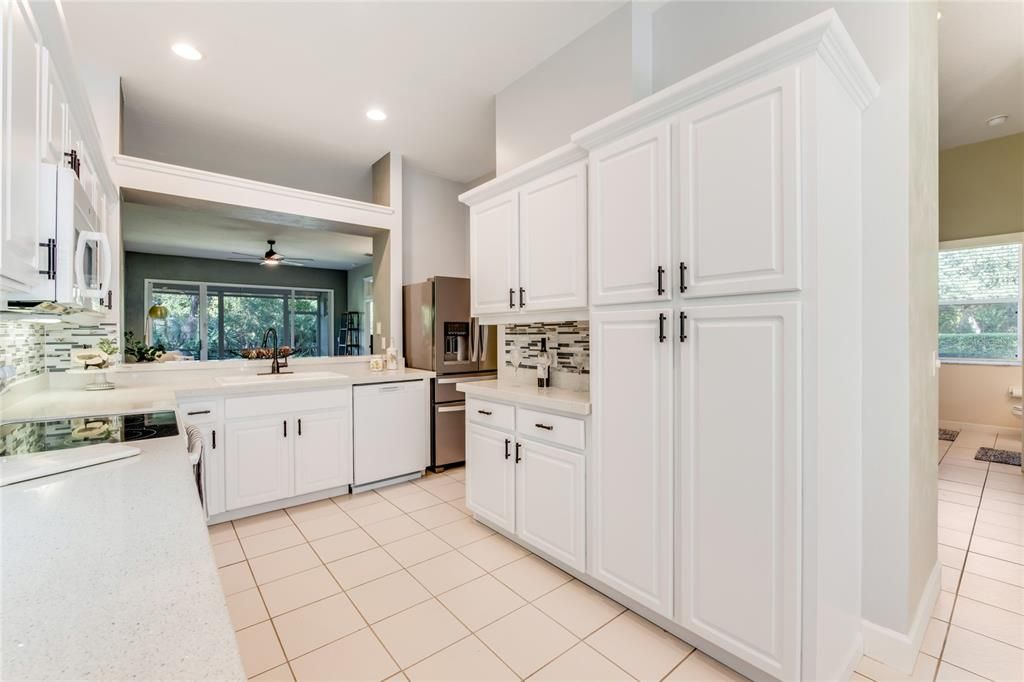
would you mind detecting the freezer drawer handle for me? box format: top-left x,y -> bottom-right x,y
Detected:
534,423 -> 554,431
504,438 -> 511,460
437,405 -> 465,413
437,375 -> 495,385
477,409 -> 493,415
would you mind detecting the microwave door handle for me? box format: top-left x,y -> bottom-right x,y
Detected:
96,232 -> 111,293
74,231 -> 109,297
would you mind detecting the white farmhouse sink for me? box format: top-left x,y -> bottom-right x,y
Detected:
214,371 -> 345,386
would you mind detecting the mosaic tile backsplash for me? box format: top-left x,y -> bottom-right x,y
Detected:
501,321 -> 589,390
0,320 -> 118,393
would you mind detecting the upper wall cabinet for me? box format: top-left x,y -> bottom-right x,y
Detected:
588,121 -> 671,307
676,67 -> 800,298
461,145 -> 588,320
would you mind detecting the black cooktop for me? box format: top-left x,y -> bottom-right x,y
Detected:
0,411 -> 180,458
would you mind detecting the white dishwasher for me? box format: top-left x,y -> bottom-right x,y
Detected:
353,380 -> 429,486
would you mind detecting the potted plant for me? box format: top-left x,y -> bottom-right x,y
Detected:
123,331 -> 165,363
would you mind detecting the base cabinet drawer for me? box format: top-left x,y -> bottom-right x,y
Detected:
467,398 -> 515,432
516,438 -> 585,571
517,407 -> 585,450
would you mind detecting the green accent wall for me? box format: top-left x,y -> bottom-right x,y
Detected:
123,252 -> 349,351
940,133 -> 1024,241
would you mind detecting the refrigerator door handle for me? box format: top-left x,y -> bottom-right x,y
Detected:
470,318 -> 479,364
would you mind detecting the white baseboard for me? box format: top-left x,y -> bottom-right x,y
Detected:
940,419 -> 1020,438
862,561 -> 940,673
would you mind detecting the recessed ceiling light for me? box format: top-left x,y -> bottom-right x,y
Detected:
936,10 -> 942,20
366,108 -> 387,122
987,114 -> 1009,127
171,43 -> 203,61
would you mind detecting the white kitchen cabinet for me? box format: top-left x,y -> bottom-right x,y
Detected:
294,410 -> 353,496
42,51 -> 68,165
461,145 -> 589,319
676,68 -> 800,299
589,308 -> 674,617
675,302 -> 799,679
518,161 -> 588,312
588,121 -> 671,307
1,0 -> 45,292
465,422 -> 516,534
224,417 -> 292,510
515,437 -> 585,571
469,191 -> 519,315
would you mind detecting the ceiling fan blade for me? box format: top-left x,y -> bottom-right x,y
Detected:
279,261 -> 306,267
282,257 -> 315,262
230,252 -> 260,257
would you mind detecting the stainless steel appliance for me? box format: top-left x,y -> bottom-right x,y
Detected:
403,277 -> 497,470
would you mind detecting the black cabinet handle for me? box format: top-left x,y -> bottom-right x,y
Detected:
211,429 -> 216,449
504,438 -> 511,460
509,288 -> 515,309
657,265 -> 665,296
478,409 -> 493,416
106,290 -> 113,310
680,312 -> 687,343
38,239 -> 56,279
658,313 -> 666,343
535,423 -> 554,431
679,262 -> 688,293
519,287 -> 525,308
298,418 -> 302,436
187,409 -> 211,416
283,420 -> 287,438
514,441 -> 522,463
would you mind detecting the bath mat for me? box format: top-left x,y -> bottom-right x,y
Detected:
939,428 -> 960,442
975,447 -> 1022,467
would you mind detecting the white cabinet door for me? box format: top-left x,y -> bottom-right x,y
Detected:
519,161 -> 588,312
42,53 -> 67,165
465,423 -> 515,534
1,0 -> 45,291
588,121 -> 671,306
676,67 -> 800,298
515,438 -> 585,571
294,410 -> 353,495
676,302 -> 799,680
589,308 -> 674,617
224,418 -> 292,510
470,191 -> 519,315
196,422 -> 226,516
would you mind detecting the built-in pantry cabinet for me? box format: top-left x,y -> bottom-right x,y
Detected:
464,12 -> 877,682
461,146 -> 588,321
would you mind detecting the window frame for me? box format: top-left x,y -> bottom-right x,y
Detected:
144,278 -> 334,361
938,233 -> 1024,366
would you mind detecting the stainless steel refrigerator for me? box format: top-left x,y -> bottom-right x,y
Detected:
403,277 -> 497,471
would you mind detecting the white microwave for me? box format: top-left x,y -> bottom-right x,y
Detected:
21,164 -> 111,311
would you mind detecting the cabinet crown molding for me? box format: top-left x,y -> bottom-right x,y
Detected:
458,143 -> 587,206
571,9 -> 879,150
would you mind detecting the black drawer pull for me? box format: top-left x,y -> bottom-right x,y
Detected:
298,418 -> 302,436
283,420 -> 287,438
657,265 -> 665,296
504,438 -> 511,460
535,423 -> 554,431
658,313 -> 666,343
509,288 -> 515,309
680,312 -> 688,343
187,409 -> 211,416
211,429 -> 216,449
519,287 -> 525,308
478,409 -> 493,416
679,262 -> 688,293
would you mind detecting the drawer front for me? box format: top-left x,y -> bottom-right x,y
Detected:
226,388 -> 351,420
467,398 -> 515,432
179,400 -> 221,424
517,407 -> 585,450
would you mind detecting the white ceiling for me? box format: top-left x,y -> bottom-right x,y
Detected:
63,1 -> 623,185
122,200 -> 375,271
939,0 -> 1024,149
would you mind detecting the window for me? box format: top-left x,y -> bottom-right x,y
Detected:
938,240 -> 1021,363
146,280 -> 332,361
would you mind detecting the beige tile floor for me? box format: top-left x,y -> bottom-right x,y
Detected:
851,429 -> 1024,682
209,468 -> 749,681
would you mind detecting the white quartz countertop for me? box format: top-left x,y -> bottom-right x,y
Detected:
456,380 -> 591,416
1,367 -> 434,422
0,434 -> 246,680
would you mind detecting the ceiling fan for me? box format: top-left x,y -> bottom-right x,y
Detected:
228,239 -> 314,267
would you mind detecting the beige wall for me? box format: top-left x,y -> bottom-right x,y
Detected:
940,364 -> 1020,428
939,133 -> 1024,241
